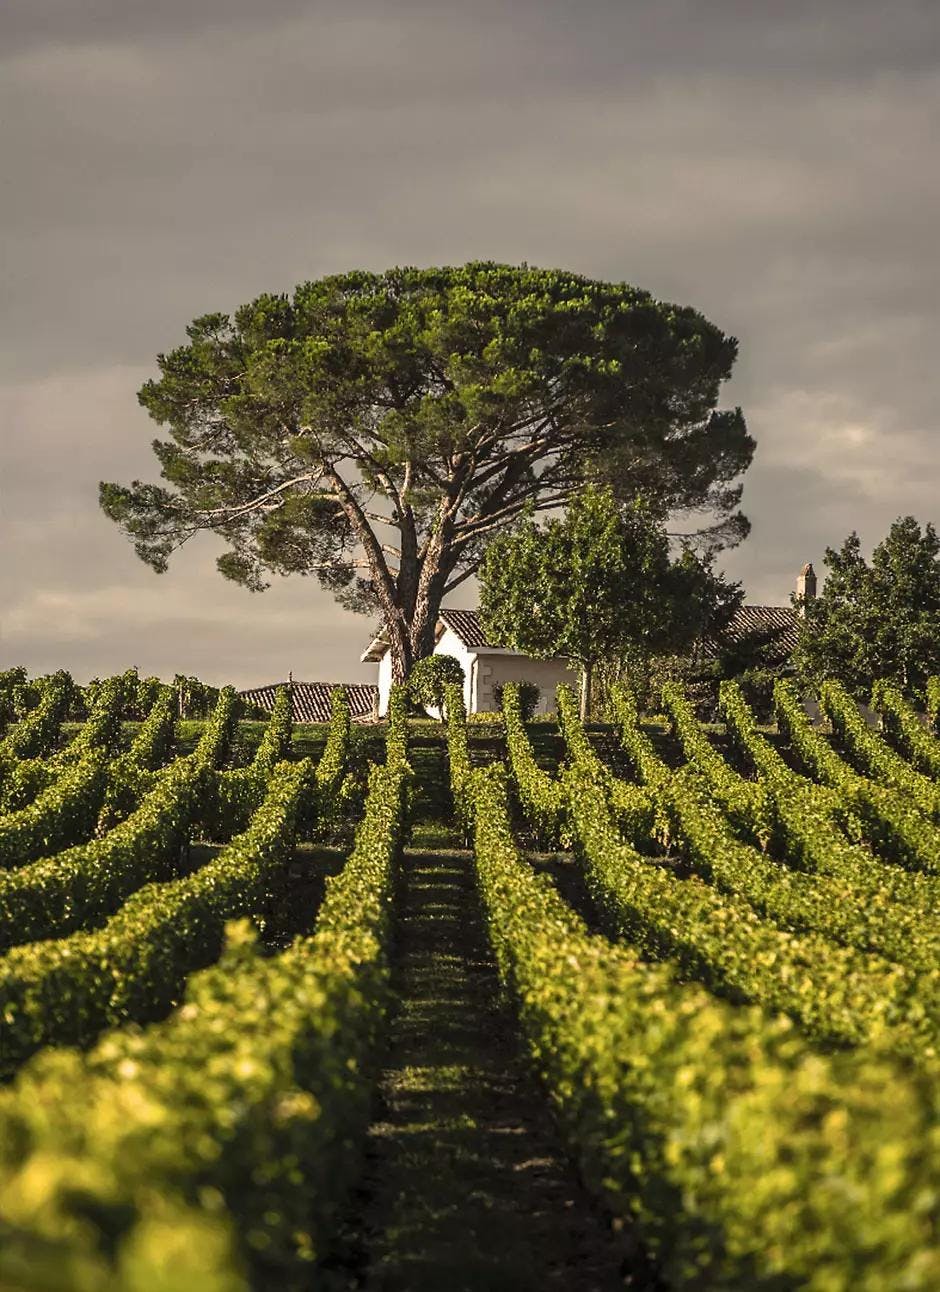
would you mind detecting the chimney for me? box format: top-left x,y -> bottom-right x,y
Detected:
796,562 -> 817,615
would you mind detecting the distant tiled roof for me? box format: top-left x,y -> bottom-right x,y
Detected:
239,682 -> 378,723
702,605 -> 799,660
361,603 -> 801,665
437,608 -> 499,650
361,608 -> 506,660
440,605 -> 802,658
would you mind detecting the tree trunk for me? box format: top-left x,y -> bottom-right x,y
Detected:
405,520 -> 459,671
580,660 -> 593,723
368,501 -> 461,687
383,565 -> 451,686
385,615 -> 413,686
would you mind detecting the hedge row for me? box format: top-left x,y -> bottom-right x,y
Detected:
562,759 -> 940,1063
48,673 -> 126,769
0,675 -> 122,815
0,667 -> 29,734
873,679 -> 940,779
0,678 -> 164,858
0,756 -> 205,952
192,684 -> 239,770
0,758 -> 314,1078
0,752 -> 110,873
464,761 -> 940,1290
0,689 -> 247,950
122,682 -> 178,768
0,670 -> 72,766
660,682 -> 773,841
774,679 -> 940,874
928,676 -> 940,727
443,682 -> 473,829
576,682 -> 940,973
656,687 -> 940,973
0,686 -> 409,1288
202,686 -> 294,841
821,678 -> 940,820
555,684 -> 658,838
0,716 -> 410,1290
718,681 -> 940,916
533,688 -> 940,1061
90,685 -> 178,832
0,753 -> 59,814
305,684 -> 356,837
96,685 -> 238,835
315,683 -> 351,796
501,683 -> 566,847
608,683 -> 671,785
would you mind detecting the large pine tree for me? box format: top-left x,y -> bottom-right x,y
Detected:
100,263 -> 753,681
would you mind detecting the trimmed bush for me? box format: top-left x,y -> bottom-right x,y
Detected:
408,654 -> 465,719
500,683 -> 565,847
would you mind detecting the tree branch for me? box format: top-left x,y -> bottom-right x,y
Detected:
194,473 -> 321,524
323,465 -> 399,612
443,564 -> 479,595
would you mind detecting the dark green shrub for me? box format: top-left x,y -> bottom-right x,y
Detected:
408,654 -> 464,719
493,680 -> 540,720
0,668 -> 30,731
736,667 -> 779,724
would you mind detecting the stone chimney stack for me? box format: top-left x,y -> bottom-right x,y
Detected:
796,562 -> 817,614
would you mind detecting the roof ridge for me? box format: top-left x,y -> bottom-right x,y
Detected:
240,680 -> 378,691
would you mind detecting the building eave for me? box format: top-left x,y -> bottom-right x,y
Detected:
360,636 -> 389,663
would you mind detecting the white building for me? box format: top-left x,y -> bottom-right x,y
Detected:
361,608 -> 580,717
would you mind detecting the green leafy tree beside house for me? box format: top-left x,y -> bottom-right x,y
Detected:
479,486 -> 741,718
793,516 -> 940,702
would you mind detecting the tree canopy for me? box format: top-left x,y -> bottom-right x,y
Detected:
479,486 -> 741,716
793,516 -> 940,701
100,262 -> 753,680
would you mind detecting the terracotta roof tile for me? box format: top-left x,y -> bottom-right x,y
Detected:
362,608 -> 504,659
438,608 -> 499,649
363,604 -> 801,666
702,605 -> 799,660
239,682 -> 378,723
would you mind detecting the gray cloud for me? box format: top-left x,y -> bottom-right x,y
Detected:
0,1 -> 937,681
4,2 -> 938,76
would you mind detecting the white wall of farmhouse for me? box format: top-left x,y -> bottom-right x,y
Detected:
372,618 -> 579,717
471,652 -> 580,714
433,626 -> 476,715
376,651 -> 394,717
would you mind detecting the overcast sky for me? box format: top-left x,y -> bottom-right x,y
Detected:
1,0 -> 937,687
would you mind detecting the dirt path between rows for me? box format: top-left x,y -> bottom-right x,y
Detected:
331,842 -> 655,1291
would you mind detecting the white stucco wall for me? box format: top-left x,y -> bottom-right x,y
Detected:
375,627 -> 473,718
376,651 -> 393,717
433,627 -> 475,716
472,652 -> 580,714
373,627 -> 579,716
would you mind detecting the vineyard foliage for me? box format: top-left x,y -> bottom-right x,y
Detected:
873,678 -> 940,778
0,667 -> 938,1288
